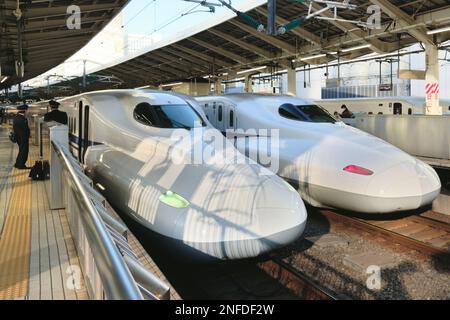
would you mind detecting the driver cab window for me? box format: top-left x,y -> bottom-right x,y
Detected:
134,103 -> 157,126
279,104 -> 336,123
133,102 -> 206,129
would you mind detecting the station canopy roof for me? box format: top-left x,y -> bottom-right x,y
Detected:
93,0 -> 450,88
0,0 -> 130,89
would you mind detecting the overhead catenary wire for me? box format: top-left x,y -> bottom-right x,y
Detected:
121,2 -> 204,52
122,0 -> 158,29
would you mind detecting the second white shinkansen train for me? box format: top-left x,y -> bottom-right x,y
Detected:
56,90 -> 307,260
195,94 -> 441,214
316,97 -> 450,116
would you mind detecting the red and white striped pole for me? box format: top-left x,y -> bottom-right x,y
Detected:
424,44 -> 442,115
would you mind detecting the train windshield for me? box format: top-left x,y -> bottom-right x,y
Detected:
134,103 -> 206,129
279,104 -> 336,123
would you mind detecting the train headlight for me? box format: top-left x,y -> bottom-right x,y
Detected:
159,190 -> 190,209
343,165 -> 374,176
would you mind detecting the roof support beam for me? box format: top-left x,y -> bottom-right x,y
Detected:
255,7 -> 322,46
23,29 -> 94,41
228,20 -> 297,55
23,4 -> 123,20
305,2 -> 389,53
24,16 -> 106,32
159,47 -> 215,71
170,44 -> 232,68
206,29 -> 275,59
139,56 -> 191,78
370,0 -> 434,46
188,37 -> 250,64
151,51 -> 209,74
118,60 -> 170,82
109,64 -> 153,83
138,56 -> 190,79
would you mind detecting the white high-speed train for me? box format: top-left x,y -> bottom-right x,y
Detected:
57,89 -> 307,260
316,97 -> 450,116
195,93 -> 441,213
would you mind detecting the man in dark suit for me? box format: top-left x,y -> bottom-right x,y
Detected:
13,104 -> 30,169
44,100 -> 68,125
340,104 -> 354,119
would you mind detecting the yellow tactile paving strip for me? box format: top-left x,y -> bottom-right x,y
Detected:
0,128 -> 88,300
0,165 -> 32,299
1,125 -> 178,300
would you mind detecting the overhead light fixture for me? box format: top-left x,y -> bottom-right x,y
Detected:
136,85 -> 152,89
236,66 -> 267,75
160,82 -> 183,87
427,25 -> 450,35
0,76 -> 9,84
341,44 -> 372,53
300,54 -> 326,61
328,51 -> 338,55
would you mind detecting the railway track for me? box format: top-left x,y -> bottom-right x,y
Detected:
318,209 -> 450,262
257,258 -> 340,300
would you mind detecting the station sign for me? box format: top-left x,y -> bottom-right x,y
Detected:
379,84 -> 392,91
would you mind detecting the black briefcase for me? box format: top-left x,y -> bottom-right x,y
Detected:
29,160 -> 50,181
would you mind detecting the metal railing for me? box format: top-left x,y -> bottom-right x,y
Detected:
50,130 -> 170,300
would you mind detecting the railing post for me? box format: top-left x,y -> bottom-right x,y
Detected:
50,125 -> 69,210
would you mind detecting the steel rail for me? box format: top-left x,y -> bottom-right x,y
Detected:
320,210 -> 450,259
258,258 -> 340,300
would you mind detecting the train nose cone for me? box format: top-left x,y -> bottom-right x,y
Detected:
365,159 -> 441,212
176,169 -> 307,260
252,178 -> 307,249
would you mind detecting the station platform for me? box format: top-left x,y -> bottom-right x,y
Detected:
0,128 -> 88,300
0,126 -> 180,300
416,156 -> 450,170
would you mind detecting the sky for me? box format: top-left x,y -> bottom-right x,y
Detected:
23,0 -> 260,88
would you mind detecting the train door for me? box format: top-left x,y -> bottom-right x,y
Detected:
228,105 -> 235,130
210,102 -> 217,127
77,101 -> 83,162
393,102 -> 402,115
216,103 -> 225,132
82,106 -> 90,163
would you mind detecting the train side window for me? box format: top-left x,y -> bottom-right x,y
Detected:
134,102 -> 157,126
393,103 -> 402,115
218,105 -> 223,122
229,110 -> 234,127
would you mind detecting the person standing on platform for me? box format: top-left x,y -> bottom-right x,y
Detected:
44,100 -> 68,125
13,104 -> 30,169
0,107 -> 5,124
340,105 -> 354,119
